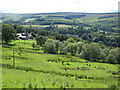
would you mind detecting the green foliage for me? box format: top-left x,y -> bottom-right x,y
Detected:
80,43 -> 102,62
13,24 -> 26,33
66,38 -> 76,43
81,33 -> 89,40
35,35 -> 47,46
99,52 -> 106,62
31,42 -> 35,49
2,24 -> 16,44
109,48 -> 120,64
106,54 -> 117,64
28,81 -> 33,88
59,42 -> 68,55
109,84 -> 119,90
68,43 -> 78,56
76,42 -> 85,55
43,39 -> 59,54
1,13 -> 120,88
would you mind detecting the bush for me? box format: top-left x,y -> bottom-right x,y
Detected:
43,39 -> 59,54
106,54 -> 117,64
80,43 -> 102,62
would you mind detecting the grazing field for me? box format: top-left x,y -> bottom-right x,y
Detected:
2,13 -> 118,28
24,18 -> 36,22
2,40 -> 119,88
75,14 -> 117,27
22,24 -> 73,28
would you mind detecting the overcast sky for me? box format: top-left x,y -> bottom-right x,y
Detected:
0,0 -> 119,13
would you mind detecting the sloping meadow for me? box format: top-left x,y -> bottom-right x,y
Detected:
2,40 -> 119,88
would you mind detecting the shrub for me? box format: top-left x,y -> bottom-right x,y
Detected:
106,54 -> 117,64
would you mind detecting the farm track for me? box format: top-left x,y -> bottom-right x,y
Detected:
1,63 -> 103,80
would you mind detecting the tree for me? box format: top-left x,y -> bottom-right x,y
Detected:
48,36 -> 56,40
68,43 -> 78,56
109,48 -> 120,64
54,40 -> 60,52
59,42 -> 68,55
60,47 -> 68,55
80,43 -> 102,62
99,52 -> 106,62
66,38 -> 76,43
76,42 -> 85,55
81,34 -> 89,40
13,24 -> 25,33
103,48 -> 109,57
106,54 -> 117,64
31,42 -> 35,49
2,24 -> 16,44
35,36 -> 47,46
43,39 -> 59,54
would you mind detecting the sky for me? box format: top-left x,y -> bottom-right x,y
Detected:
0,0 -> 119,13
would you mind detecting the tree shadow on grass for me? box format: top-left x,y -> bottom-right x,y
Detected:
7,44 -> 16,46
2,44 -> 16,48
15,56 -> 28,59
4,56 -> 29,60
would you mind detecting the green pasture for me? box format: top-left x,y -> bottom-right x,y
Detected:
24,18 -> 36,22
22,24 -> 73,28
2,40 -> 119,88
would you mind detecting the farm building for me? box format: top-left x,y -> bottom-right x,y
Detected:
17,33 -> 33,40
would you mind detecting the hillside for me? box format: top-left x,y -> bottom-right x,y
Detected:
2,40 -> 119,88
1,12 -> 120,89
1,12 -> 118,28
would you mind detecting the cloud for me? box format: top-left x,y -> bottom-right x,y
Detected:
0,0 -> 119,13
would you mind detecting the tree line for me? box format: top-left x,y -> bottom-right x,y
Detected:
2,24 -> 120,64
34,36 -> 120,64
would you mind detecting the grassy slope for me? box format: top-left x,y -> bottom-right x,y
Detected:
75,14 -> 117,27
2,40 -> 119,88
1,13 -> 118,29
22,24 -> 73,28
22,13 -> 118,29
0,13 -> 23,20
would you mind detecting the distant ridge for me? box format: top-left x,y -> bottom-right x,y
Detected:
0,12 -> 119,15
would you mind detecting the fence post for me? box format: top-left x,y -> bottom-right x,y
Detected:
13,50 -> 15,66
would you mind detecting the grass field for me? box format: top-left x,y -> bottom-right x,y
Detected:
24,18 -> 36,22
22,24 -> 73,28
2,40 -> 119,88
76,14 -> 117,27
20,13 -> 118,29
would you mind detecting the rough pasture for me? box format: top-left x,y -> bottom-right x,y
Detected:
2,40 -> 119,88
